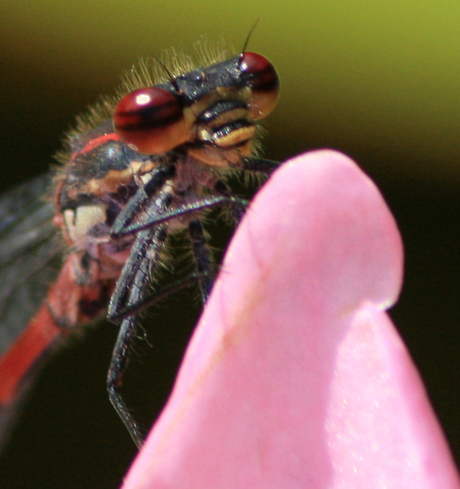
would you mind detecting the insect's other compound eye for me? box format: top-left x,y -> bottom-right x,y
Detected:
239,52 -> 280,120
114,87 -> 187,155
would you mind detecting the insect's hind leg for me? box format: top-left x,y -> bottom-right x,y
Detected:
106,227 -> 212,446
188,219 -> 215,304
107,226 -> 167,448
107,314 -> 145,448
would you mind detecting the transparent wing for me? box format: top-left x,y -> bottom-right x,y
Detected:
0,174 -> 63,357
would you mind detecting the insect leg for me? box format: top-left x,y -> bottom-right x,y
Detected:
108,271 -> 209,322
241,157 -> 280,174
108,186 -> 172,318
107,315 -> 144,447
188,219 -> 214,303
213,179 -> 246,224
112,195 -> 248,238
110,164 -> 176,238
107,225 -> 167,448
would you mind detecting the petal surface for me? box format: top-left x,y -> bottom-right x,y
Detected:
123,150 -> 459,489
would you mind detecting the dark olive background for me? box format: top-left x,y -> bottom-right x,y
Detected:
0,1 -> 458,487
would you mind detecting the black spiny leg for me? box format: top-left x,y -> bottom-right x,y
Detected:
107,225 -> 167,448
107,315 -> 143,447
188,219 -> 214,303
111,194 -> 248,238
214,179 -> 246,225
241,157 -> 279,174
111,164 -> 176,238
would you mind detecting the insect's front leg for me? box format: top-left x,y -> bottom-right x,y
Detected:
111,194 -> 249,238
110,164 -> 176,238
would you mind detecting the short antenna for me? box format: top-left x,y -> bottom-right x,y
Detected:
240,18 -> 260,55
153,56 -> 182,94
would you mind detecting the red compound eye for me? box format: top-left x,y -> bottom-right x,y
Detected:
113,87 -> 187,155
239,52 -> 280,120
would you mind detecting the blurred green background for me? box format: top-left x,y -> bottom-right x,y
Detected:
0,1 -> 458,487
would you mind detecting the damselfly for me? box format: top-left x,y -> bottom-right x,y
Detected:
0,39 -> 280,448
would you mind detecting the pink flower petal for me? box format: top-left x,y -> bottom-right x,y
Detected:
123,150 -> 460,488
